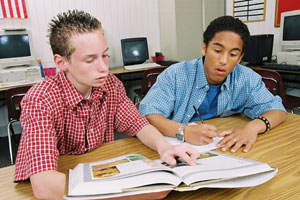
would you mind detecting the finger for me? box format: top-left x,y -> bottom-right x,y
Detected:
217,135 -> 232,147
202,124 -> 217,131
174,144 -> 199,166
203,130 -> 218,138
178,152 -> 197,166
243,141 -> 254,153
220,137 -> 236,151
231,140 -> 244,153
201,136 -> 214,144
164,156 -> 177,166
218,129 -> 233,137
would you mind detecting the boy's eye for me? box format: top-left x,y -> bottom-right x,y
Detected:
214,49 -> 221,53
86,58 -> 94,63
103,54 -> 110,58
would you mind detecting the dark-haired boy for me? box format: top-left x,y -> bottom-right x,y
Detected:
14,10 -> 199,200
140,16 -> 286,153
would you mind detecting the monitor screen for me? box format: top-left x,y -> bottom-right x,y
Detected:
283,15 -> 300,41
0,30 -> 36,69
121,37 -> 149,65
280,10 -> 300,52
0,34 -> 31,59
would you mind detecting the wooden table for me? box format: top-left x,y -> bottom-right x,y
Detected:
0,113 -> 299,199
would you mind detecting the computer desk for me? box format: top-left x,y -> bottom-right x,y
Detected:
0,113 -> 299,199
0,65 -> 164,92
109,65 -> 167,82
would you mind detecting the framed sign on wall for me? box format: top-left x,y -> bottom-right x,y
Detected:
233,0 -> 265,23
275,0 -> 300,27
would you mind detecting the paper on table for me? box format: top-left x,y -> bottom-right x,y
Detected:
165,122 -> 223,152
165,136 -> 222,152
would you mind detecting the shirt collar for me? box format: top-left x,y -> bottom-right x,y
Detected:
196,58 -> 209,89
58,72 -> 107,109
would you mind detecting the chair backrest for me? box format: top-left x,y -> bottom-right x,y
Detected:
254,69 -> 287,103
6,86 -> 32,121
139,67 -> 167,96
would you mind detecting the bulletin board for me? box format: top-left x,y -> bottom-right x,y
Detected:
275,0 -> 300,27
233,0 -> 266,23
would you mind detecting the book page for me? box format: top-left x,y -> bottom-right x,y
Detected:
155,151 -> 273,186
85,154 -> 172,182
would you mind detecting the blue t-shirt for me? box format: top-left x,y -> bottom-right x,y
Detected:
190,84 -> 221,122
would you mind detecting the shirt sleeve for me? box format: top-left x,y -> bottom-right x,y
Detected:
112,76 -> 149,136
14,96 -> 59,182
139,68 -> 177,118
242,72 -> 286,119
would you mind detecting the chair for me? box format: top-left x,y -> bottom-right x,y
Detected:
6,85 -> 31,164
255,69 -> 300,113
133,66 -> 167,104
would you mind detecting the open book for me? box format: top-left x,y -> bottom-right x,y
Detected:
65,151 -> 277,199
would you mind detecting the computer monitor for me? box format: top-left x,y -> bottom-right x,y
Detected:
242,34 -> 274,65
280,9 -> 300,52
121,37 -> 149,65
0,30 -> 36,69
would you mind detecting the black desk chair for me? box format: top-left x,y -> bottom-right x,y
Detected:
133,67 -> 167,104
255,69 -> 300,113
6,86 -> 31,164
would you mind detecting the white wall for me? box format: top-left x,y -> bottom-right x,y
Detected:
226,0 -> 281,55
0,0 -> 161,68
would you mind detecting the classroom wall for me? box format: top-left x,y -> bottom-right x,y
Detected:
226,0 -> 281,56
0,0 -> 161,68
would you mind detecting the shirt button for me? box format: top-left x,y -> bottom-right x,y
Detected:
198,99 -> 201,102
196,86 -> 199,89
206,85 -> 209,88
90,128 -> 93,133
187,114 -> 191,118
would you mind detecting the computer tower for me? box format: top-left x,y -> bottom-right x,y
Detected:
242,34 -> 274,65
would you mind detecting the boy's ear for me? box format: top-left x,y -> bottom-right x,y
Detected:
54,54 -> 68,72
237,53 -> 244,64
201,43 -> 207,56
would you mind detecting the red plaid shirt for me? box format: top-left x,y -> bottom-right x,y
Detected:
14,71 -> 149,182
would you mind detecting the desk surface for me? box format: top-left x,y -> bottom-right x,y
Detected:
247,65 -> 300,74
109,65 -> 165,75
0,113 -> 299,199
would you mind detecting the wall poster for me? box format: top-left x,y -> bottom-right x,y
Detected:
233,0 -> 265,22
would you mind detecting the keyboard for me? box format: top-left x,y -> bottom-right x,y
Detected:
124,63 -> 161,70
262,63 -> 300,71
157,60 -> 179,66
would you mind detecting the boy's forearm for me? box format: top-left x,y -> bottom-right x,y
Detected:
248,110 -> 287,134
136,124 -> 172,155
30,170 -> 66,200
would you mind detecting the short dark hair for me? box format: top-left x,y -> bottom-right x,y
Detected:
48,10 -> 102,60
203,16 -> 250,53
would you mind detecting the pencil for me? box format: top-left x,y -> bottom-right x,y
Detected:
193,105 -> 204,124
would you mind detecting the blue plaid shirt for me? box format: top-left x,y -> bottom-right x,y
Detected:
139,58 -> 286,123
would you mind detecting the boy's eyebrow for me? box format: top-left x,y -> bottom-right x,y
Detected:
212,42 -> 242,52
104,47 -> 109,53
83,47 -> 110,58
